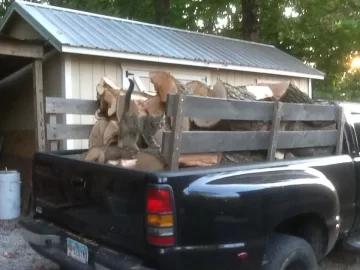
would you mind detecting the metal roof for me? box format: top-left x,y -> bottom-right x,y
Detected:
0,1 -> 325,79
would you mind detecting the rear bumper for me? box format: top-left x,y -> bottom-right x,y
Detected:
20,216 -> 154,270
20,216 -> 264,270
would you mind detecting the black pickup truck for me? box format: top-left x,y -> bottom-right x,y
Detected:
20,101 -> 360,270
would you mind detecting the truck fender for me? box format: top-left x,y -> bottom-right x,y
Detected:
182,165 -> 339,252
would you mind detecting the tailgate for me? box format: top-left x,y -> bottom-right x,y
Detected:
32,152 -> 149,255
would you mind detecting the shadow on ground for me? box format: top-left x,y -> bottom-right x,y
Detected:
320,249 -> 360,270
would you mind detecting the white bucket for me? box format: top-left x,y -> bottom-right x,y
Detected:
0,170 -> 21,220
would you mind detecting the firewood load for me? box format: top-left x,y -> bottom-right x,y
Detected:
192,80 -> 336,165
82,75 -> 220,170
82,73 -> 337,171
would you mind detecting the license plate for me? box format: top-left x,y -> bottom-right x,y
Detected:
66,238 -> 89,264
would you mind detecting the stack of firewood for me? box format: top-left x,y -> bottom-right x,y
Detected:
82,71 -> 335,171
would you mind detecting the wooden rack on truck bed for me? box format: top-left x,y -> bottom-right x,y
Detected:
162,93 -> 345,170
44,93 -> 345,171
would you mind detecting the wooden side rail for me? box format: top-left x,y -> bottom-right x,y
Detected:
45,97 -> 98,150
162,94 -> 345,170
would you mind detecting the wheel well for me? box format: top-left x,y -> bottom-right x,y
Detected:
274,213 -> 328,261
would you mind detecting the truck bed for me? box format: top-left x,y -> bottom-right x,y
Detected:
32,148 -> 357,251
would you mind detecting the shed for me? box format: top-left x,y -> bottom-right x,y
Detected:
0,1 -> 325,169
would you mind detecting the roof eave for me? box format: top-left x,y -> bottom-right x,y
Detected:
61,45 -> 325,80
0,1 -> 63,52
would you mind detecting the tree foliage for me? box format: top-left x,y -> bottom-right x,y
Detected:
1,0 -> 360,101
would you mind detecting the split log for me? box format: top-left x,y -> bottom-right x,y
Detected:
285,121 -> 336,157
144,95 -> 165,115
103,120 -> 119,146
179,153 -> 222,167
257,81 -> 290,100
192,79 -> 256,129
150,71 -> 194,102
192,80 -> 274,129
186,81 -> 211,97
95,109 -> 118,121
220,151 -> 266,165
135,151 -> 167,171
84,145 -> 138,164
278,83 -> 332,127
96,76 -> 121,94
89,119 -> 110,148
115,94 -> 147,122
211,80 -> 228,99
96,76 -> 122,117
107,159 -> 137,168
191,81 -> 226,129
149,71 -> 179,102
279,82 -> 314,104
245,85 -> 273,100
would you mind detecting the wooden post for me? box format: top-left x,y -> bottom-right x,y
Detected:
167,94 -> 185,170
336,106 -> 345,155
33,59 -> 46,151
267,101 -> 283,161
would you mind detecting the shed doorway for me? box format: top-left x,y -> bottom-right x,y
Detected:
0,35 -> 45,215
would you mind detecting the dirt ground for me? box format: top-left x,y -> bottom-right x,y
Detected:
0,221 -> 359,270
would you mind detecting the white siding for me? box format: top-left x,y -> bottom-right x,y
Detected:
121,61 -> 211,93
210,70 -> 309,94
65,54 -> 122,149
67,54 -> 311,150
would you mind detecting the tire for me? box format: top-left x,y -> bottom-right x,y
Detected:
262,233 -> 317,270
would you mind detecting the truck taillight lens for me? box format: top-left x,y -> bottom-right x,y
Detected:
146,187 -> 175,246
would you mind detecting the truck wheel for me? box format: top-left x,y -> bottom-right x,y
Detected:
263,234 -> 317,270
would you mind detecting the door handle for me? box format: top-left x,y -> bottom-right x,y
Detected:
71,177 -> 86,188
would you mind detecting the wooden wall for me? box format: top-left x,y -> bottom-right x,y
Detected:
0,52 -> 62,158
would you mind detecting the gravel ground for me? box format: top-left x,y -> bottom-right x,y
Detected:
0,221 -> 58,270
0,222 -> 359,270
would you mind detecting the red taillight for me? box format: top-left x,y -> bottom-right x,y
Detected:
147,188 -> 172,213
147,236 -> 174,246
146,187 -> 175,246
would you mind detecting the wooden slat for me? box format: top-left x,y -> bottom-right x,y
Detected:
0,40 -> 43,58
336,106 -> 345,154
45,97 -> 98,115
33,60 -> 46,151
165,94 -> 338,121
46,124 -> 93,140
162,130 -> 338,154
267,102 -> 283,161
49,115 -> 58,151
162,94 -> 186,170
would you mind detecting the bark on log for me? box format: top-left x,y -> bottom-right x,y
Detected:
285,121 -> 336,157
220,151 -> 266,165
280,83 -> 314,104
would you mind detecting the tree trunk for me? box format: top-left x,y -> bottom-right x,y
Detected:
154,0 -> 171,26
241,0 -> 260,42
